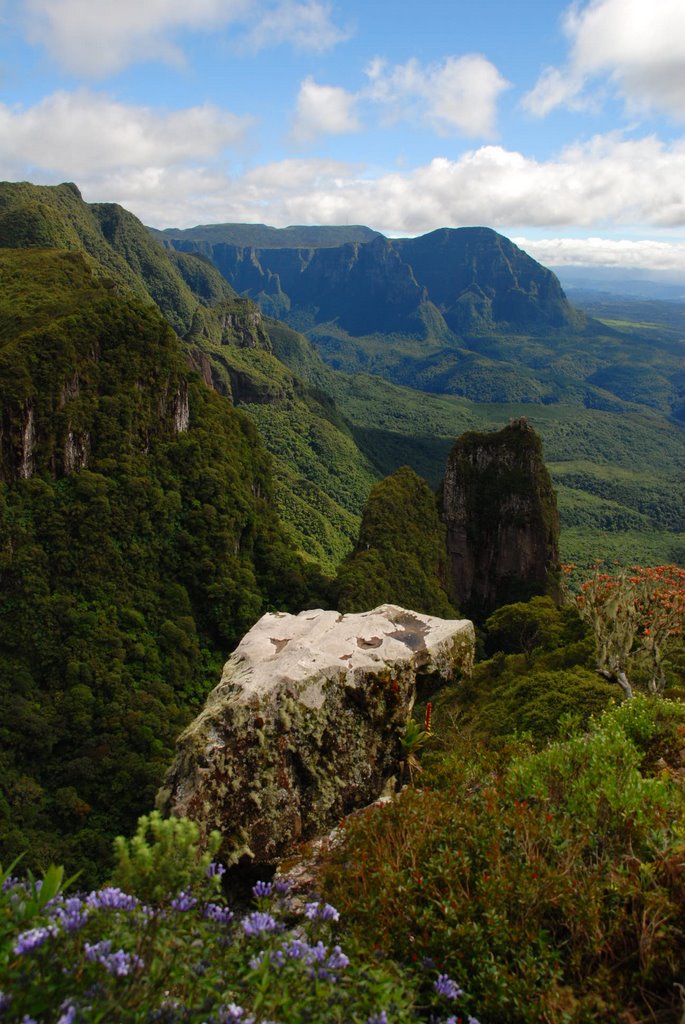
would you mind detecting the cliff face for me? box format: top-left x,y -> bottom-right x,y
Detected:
166,226 -> 581,337
0,248 -> 192,484
442,419 -> 561,620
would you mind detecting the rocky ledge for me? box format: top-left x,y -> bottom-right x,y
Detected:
157,604 -> 474,865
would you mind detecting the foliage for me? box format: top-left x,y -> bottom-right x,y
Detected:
334,466 -> 457,617
111,812 -> 222,906
576,564 -> 685,696
483,597 -> 577,657
0,249 -> 324,885
323,697 -> 685,1024
0,818 -> 470,1024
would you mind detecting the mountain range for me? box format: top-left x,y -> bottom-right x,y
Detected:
1,178 -> 683,881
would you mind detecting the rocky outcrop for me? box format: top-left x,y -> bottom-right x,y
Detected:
157,604 -> 475,865
443,419 -> 561,620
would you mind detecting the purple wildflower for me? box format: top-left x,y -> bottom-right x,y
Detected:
273,878 -> 290,894
310,940 -> 327,962
57,1002 -> 77,1024
21,1016 -> 38,1024
86,887 -> 138,911
85,939 -> 112,961
248,952 -> 265,969
14,925 -> 57,955
101,949 -> 144,977
282,938 -> 309,960
304,900 -> 339,922
218,1005 -> 251,1023
252,880 -> 273,898
327,945 -> 350,970
366,1013 -> 388,1024
206,861 -> 226,880
84,940 -> 142,977
170,891 -> 197,912
203,902 -> 234,924
1,875 -> 20,892
241,911 -> 278,937
0,991 -> 11,1011
434,974 -> 463,1000
51,897 -> 89,933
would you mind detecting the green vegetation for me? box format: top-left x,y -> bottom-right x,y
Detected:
334,466 -> 457,617
324,692 -> 685,1024
1,816 -> 422,1024
0,248 -> 323,885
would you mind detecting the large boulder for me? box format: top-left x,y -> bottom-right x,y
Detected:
157,604 -> 474,864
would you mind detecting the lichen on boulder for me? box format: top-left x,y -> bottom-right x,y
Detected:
157,604 -> 474,865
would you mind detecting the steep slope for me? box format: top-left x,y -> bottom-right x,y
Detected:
442,419 -> 561,619
334,466 -> 457,618
0,181 -> 378,568
163,226 -> 580,336
0,247 -> 323,881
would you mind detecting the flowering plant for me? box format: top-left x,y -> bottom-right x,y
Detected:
1,815 -> 475,1024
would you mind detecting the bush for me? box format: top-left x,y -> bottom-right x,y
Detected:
323,698 -> 685,1024
0,816 -> 475,1024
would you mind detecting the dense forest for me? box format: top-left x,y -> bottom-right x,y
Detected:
1,182 -> 684,1023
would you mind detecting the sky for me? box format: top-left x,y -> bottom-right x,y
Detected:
1,0 -> 685,273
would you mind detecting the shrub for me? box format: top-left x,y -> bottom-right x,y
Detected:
323,698 -> 685,1024
0,816 -> 474,1024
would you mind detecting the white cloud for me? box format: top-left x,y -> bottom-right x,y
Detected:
0,90 -> 251,177
512,236 -> 685,273
243,1 -> 352,52
365,54 -> 509,137
213,133 -> 685,237
20,0 -> 348,76
3,95 -> 684,272
524,0 -> 685,119
23,0 -> 242,76
290,77 -> 360,144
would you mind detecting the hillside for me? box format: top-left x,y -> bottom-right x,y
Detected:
0,182 -> 378,569
0,245 -> 331,880
1,182 -> 682,572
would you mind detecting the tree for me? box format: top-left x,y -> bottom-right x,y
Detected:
576,564 -> 685,697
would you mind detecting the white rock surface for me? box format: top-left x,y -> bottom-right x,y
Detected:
158,605 -> 474,864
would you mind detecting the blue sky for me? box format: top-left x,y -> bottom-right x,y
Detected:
1,0 -> 684,272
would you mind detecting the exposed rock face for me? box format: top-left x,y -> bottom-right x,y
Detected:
443,419 -> 561,620
158,604 -> 475,864
164,226 -> 581,337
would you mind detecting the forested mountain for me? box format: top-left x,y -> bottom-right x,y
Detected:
2,181 -> 683,572
151,222 -> 381,249
0,182 -> 378,569
0,241 -> 331,879
153,214 -> 684,571
159,225 -> 581,334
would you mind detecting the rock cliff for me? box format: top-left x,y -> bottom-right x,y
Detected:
158,604 -> 475,865
442,419 -> 561,620
163,226 -> 581,337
